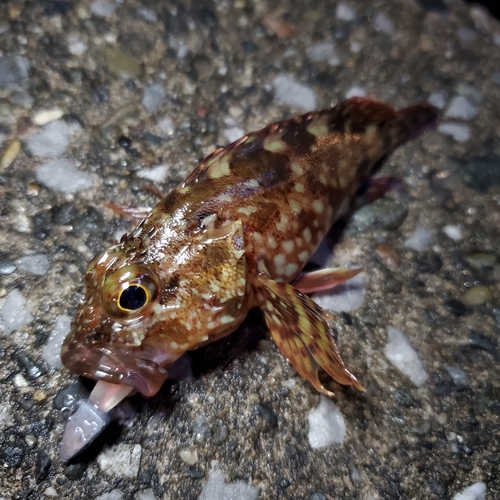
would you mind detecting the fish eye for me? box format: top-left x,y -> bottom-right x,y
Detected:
119,285 -> 148,311
102,264 -> 159,322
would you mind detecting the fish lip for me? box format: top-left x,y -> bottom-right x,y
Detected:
61,337 -> 169,397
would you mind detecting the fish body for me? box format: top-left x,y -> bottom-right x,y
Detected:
61,97 -> 438,400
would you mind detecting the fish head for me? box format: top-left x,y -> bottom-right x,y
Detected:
61,219 -> 249,397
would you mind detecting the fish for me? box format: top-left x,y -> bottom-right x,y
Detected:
59,97 -> 439,460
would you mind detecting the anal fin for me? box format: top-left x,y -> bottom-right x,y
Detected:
294,267 -> 363,294
255,275 -> 364,395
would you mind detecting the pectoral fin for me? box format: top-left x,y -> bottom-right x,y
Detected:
255,275 -> 363,395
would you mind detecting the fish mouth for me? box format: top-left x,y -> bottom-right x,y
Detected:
61,336 -> 170,397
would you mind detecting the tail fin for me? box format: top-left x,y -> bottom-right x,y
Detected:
397,102 -> 440,141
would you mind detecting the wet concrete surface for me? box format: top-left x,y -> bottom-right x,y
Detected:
0,0 -> 499,499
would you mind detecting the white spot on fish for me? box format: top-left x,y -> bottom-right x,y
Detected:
288,199 -> 302,215
291,162 -> 303,175
285,263 -> 299,276
298,250 -> 309,262
282,240 -> 295,253
274,254 -> 286,268
312,199 -> 324,214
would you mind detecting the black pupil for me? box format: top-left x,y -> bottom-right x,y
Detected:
120,285 -> 147,310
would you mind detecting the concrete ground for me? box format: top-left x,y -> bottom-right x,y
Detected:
0,0 -> 499,499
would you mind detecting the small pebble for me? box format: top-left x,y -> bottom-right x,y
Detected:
345,86 -> 367,99
67,34 -> 87,56
64,462 -> 88,480
25,435 -> 37,449
456,28 -> 476,42
348,197 -> 408,233
187,466 -> 205,479
404,227 -> 433,252
272,75 -> 316,110
137,164 -> 169,183
452,482 -> 486,500
104,47 -> 142,79
255,402 -> 278,428
308,397 -> 346,448
136,489 -> 157,500
438,122 -> 470,142
445,96 -> 478,121
179,448 -> 197,465
309,494 -> 327,500
443,225 -> 463,241
384,326 -> 428,387
44,486 -> 57,497
336,2 -> 356,21
223,127 -> 245,144
137,7 -> 157,22
32,109 -> 64,126
428,91 -> 447,109
54,383 -> 90,411
41,315 -> 72,368
443,298 -> 467,317
1,289 -> 33,335
17,254 -> 50,275
307,41 -> 340,66
0,55 -> 30,91
90,0 -> 117,18
27,120 -> 71,158
33,389 -> 47,402
468,330 -> 495,352
374,12 -> 394,35
385,277 -> 403,294
376,243 -> 401,269
95,491 -> 124,500
0,261 -> 16,275
13,373 -> 29,388
198,467 -> 258,500
1,139 -> 21,169
97,443 -> 142,478
37,159 -> 93,194
445,366 -> 468,388
36,449 -> 51,481
464,252 -> 496,270
157,117 -> 175,137
360,315 -> 377,326
463,286 -> 492,306
141,83 -> 166,114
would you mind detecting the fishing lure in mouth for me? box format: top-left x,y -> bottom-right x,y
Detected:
59,97 -> 439,461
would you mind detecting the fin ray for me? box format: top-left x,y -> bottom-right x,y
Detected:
294,267 -> 363,294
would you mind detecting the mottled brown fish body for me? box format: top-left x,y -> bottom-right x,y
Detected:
61,97 -> 439,398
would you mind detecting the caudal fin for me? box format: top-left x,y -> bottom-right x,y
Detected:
398,102 -> 440,141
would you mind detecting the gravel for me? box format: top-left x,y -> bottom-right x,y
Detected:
272,75 -> 317,110
0,0 -> 499,498
37,159 -> 93,194
384,326 -> 429,387
26,119 -> 72,158
198,466 -> 259,500
308,397 -> 346,449
0,289 -> 33,336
